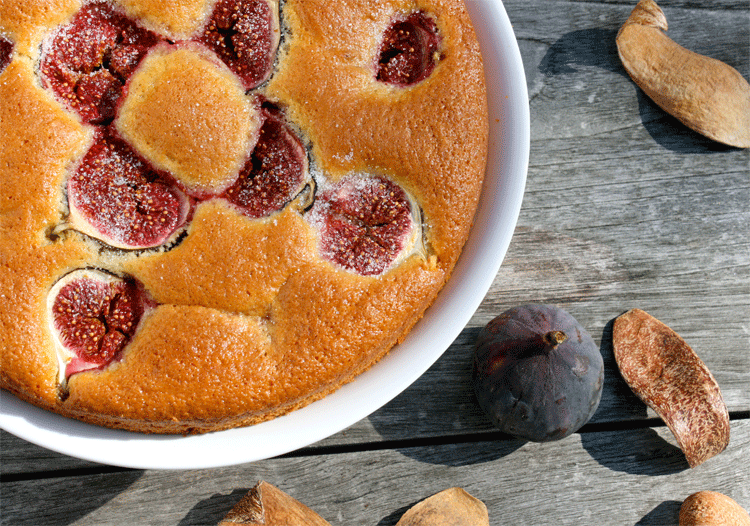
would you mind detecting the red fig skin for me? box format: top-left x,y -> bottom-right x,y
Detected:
473,304 -> 604,442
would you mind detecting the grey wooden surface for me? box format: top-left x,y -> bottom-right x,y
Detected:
2,0 -> 749,524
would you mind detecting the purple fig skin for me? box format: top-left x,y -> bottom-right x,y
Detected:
473,304 -> 604,442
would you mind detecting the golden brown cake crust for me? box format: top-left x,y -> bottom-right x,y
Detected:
0,0 -> 488,434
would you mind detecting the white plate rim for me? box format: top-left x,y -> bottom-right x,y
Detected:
0,0 -> 529,470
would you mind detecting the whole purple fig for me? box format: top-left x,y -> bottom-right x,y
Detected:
473,304 -> 604,442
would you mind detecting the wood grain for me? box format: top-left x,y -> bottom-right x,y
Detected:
2,421 -> 749,525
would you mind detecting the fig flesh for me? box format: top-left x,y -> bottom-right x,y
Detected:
473,304 -> 604,442
0,36 -> 12,74
39,1 -> 161,124
377,11 -> 441,86
199,0 -> 280,90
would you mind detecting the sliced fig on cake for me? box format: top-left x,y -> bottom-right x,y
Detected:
0,35 -> 13,74
39,1 -> 161,124
222,107 -> 309,219
309,174 -> 423,276
199,0 -> 280,90
376,11 -> 441,86
67,127 -> 190,250
48,269 -> 153,379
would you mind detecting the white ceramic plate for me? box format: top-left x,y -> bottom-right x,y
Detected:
0,0 -> 529,470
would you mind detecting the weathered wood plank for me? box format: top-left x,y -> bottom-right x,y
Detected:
2,421 -> 748,525
2,0 -> 748,470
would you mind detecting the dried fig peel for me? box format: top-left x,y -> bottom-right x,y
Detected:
395,488 -> 489,526
612,308 -> 730,468
616,0 -> 750,148
219,481 -> 331,526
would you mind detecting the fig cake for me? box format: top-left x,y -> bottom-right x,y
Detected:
0,0 -> 488,434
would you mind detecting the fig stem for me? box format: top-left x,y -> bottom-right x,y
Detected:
543,330 -> 568,350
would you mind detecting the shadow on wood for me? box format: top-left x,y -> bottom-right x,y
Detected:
539,28 -> 622,78
636,500 -> 682,526
394,436 -> 526,468
597,318 -> 650,423
0,470 -> 143,526
178,488 -> 250,526
580,424 -> 689,476
366,328 -> 501,446
376,501 -> 415,526
538,27 -> 736,154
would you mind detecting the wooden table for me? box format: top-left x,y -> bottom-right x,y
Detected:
2,1 -> 748,524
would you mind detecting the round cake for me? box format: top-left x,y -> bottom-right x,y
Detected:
0,0 -> 488,434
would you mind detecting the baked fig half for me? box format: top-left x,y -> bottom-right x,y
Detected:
67,127 -> 191,250
48,269 -> 153,381
377,11 -> 441,86
613,308 -> 730,467
222,107 -> 310,219
38,1 -> 162,124
473,304 -> 604,442
308,174 -> 423,276
199,0 -> 280,90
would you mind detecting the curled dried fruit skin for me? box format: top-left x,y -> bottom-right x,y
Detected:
612,308 -> 730,467
395,488 -> 489,526
616,0 -> 750,148
218,481 -> 331,526
679,491 -> 750,526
